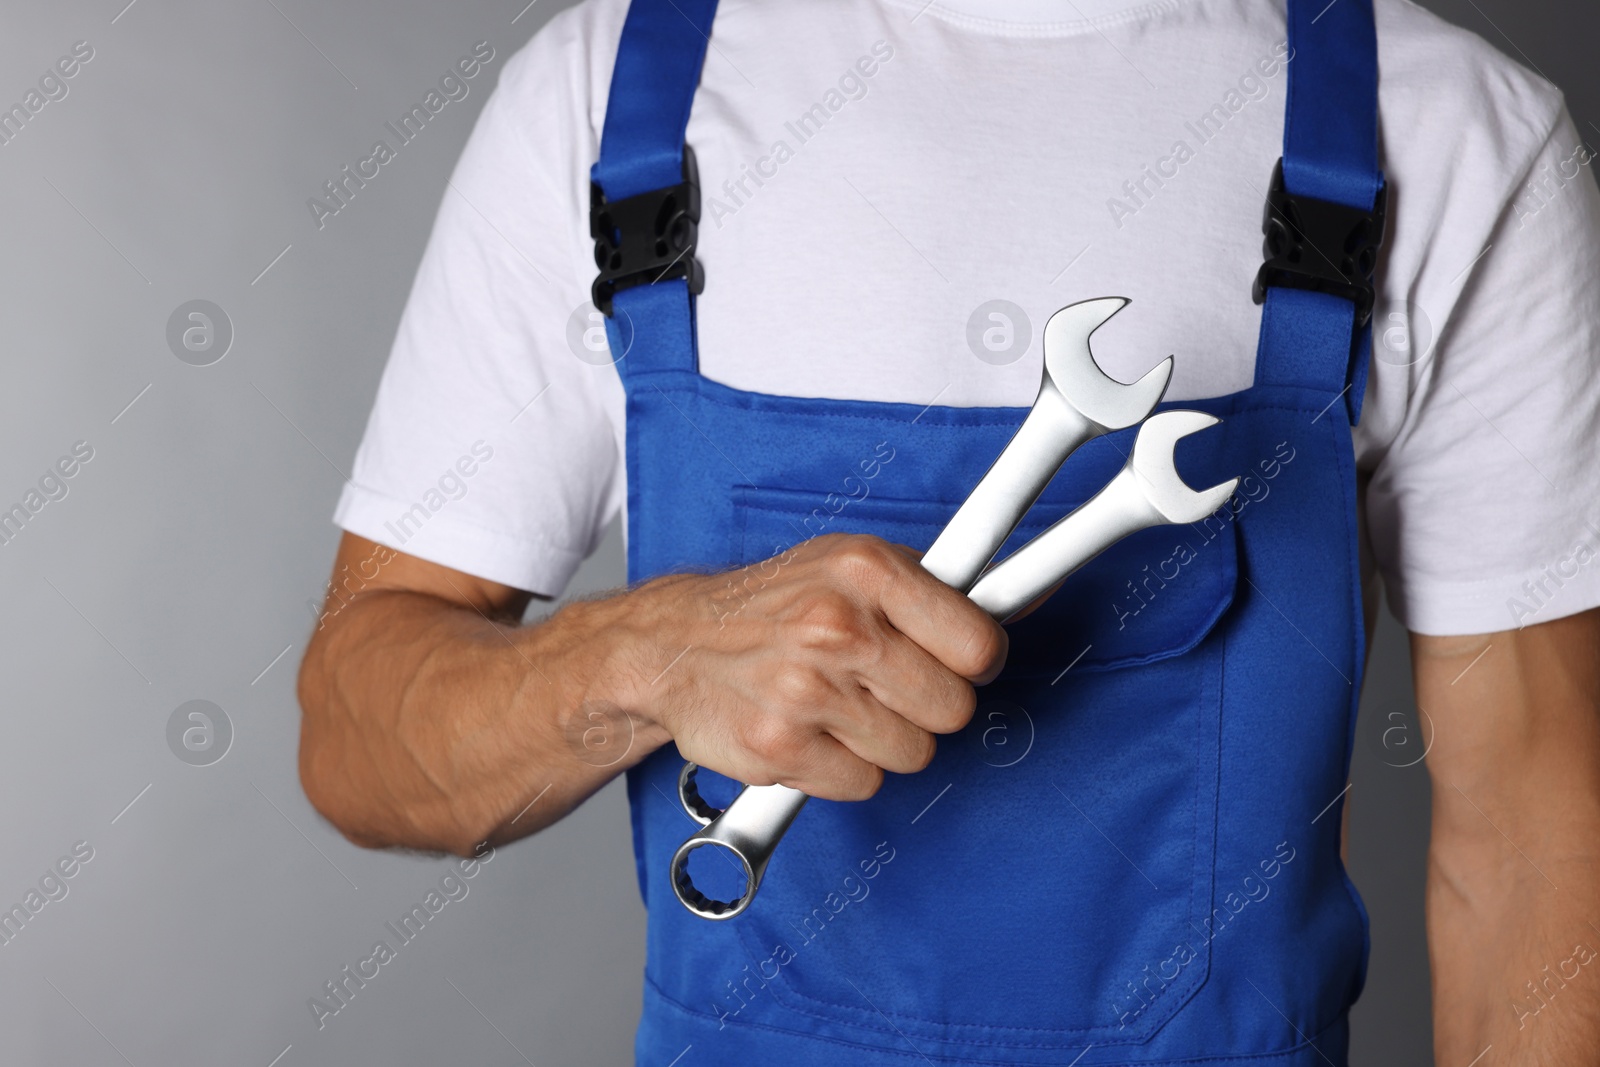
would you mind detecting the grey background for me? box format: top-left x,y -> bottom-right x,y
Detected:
0,1 -> 1589,1064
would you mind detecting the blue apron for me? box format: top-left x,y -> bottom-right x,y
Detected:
592,0 -> 1383,1062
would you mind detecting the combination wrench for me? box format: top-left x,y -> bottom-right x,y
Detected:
668,301 -> 1229,920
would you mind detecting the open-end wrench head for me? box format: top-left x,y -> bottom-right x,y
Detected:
1040,297 -> 1173,432
1130,410 -> 1240,523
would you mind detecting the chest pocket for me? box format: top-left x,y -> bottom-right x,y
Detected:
734,485 -> 1238,678
710,483 -> 1238,1050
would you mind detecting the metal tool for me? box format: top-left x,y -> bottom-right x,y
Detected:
919,297 -> 1172,592
669,299 -> 1192,920
670,298 -> 1164,920
967,410 -> 1240,620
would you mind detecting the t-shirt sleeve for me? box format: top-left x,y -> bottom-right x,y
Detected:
333,11 -> 624,598
1365,98 -> 1600,635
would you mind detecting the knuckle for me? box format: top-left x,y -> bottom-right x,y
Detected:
952,616 -> 1008,679
847,763 -> 885,801
770,662 -> 831,710
901,729 -> 938,773
738,713 -> 799,765
939,680 -> 979,732
780,741 -> 882,802
831,535 -> 896,582
794,596 -> 865,651
815,761 -> 882,803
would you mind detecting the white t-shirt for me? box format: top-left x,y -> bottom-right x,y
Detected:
334,0 -> 1600,637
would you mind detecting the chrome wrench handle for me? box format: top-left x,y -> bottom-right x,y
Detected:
969,410 -> 1240,620
920,386 -> 1095,591
966,470 -> 1164,620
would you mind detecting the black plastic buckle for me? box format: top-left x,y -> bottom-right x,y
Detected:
590,145 -> 704,317
1252,159 -> 1386,326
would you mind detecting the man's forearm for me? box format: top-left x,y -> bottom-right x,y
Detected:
297,530 -> 1001,862
1428,798 -> 1600,1062
1416,616 -> 1600,1062
298,584 -> 670,856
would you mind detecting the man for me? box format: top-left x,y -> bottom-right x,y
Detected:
297,0 -> 1600,1062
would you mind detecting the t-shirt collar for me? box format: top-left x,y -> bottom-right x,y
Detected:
904,0 -> 1185,30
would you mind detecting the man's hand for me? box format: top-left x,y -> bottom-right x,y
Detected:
297,532 -> 1004,857
620,534 -> 1006,801
1415,607 -> 1600,1062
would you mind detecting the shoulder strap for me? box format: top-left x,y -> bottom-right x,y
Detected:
1253,0 -> 1384,424
591,0 -> 719,378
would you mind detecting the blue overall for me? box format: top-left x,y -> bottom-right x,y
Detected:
593,0 -> 1382,1061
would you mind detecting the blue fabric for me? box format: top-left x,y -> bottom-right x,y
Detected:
592,0 -> 1379,1062
1282,0 -> 1380,206
1257,0 -> 1384,423
592,0 -> 712,390
592,0 -> 717,200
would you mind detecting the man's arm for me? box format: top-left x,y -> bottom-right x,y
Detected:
1416,607 -> 1600,1062
296,531 -> 1005,857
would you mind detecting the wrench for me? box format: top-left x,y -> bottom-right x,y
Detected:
966,410 -> 1240,620
919,297 -> 1173,592
669,412 -> 1236,921
670,297 -> 1173,920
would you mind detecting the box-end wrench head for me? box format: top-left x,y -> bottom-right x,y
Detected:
920,297 -> 1173,592
967,410 -> 1240,621
671,779 -> 807,920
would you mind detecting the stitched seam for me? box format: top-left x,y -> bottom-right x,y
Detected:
645,972 -> 1349,1063
874,0 -> 1189,38
728,662 -> 1230,1039
631,375 -> 1342,425
338,481 -> 592,558
736,499 -> 1237,673
1329,408 -> 1373,997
